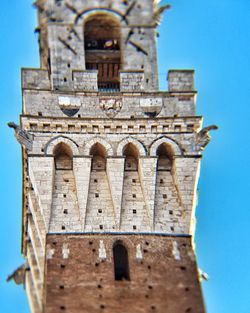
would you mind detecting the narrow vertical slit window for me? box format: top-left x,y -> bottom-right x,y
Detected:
113,242 -> 130,281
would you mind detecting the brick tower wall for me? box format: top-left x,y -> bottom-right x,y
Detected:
44,234 -> 205,313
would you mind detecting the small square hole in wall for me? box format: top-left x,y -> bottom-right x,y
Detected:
30,123 -> 37,130
38,112 -> 43,117
160,179 -> 164,184
98,209 -> 102,214
99,225 -> 103,230
151,125 -> 157,132
104,126 -> 110,133
63,194 -> 67,198
64,179 -> 69,183
62,225 -> 66,230
174,125 -> 181,132
116,126 -> 122,132
132,194 -> 136,198
170,226 -> 174,231
95,193 -> 99,198
133,225 -> 137,230
163,125 -> 169,132
133,209 -> 137,214
132,179 -> 136,183
163,194 -> 167,199
169,210 -> 173,215
63,209 -> 68,215
187,124 -> 194,131
94,179 -> 98,183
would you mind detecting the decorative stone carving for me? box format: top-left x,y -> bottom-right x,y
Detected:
58,96 -> 81,116
99,98 -> 122,118
194,125 -> 218,152
172,241 -> 181,261
8,122 -> 34,151
6,263 -> 28,285
98,240 -> 107,261
136,244 -> 143,261
140,97 -> 163,117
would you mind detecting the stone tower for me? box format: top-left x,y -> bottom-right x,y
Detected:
11,0 -> 216,312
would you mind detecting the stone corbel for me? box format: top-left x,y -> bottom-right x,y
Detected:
8,122 -> 34,151
193,125 -> 218,152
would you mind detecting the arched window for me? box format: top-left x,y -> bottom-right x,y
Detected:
113,242 -> 130,281
54,143 -> 73,170
84,14 -> 121,91
90,143 -> 107,171
156,143 -> 173,171
123,143 -> 139,171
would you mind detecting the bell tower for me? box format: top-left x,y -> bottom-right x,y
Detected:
9,0 -> 217,312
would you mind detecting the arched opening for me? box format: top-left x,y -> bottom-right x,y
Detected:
113,242 -> 130,281
90,143 -> 107,171
156,143 -> 173,171
84,14 -> 121,91
123,143 -> 139,171
54,143 -> 73,170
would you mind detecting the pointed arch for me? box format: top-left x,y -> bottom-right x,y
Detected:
149,136 -> 183,157
117,137 -> 147,157
53,142 -> 73,170
83,137 -> 114,156
45,136 -> 79,156
90,142 -> 107,171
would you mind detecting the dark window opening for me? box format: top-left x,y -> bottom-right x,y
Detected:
90,143 -> 107,171
123,143 -> 139,171
84,14 -> 121,91
54,143 -> 73,170
156,143 -> 173,171
113,242 -> 130,281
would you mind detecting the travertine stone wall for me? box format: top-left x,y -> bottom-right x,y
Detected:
25,130 -> 201,234
22,88 -> 196,118
36,0 -> 159,91
121,169 -> 150,232
85,170 -> 116,232
50,165 -> 82,233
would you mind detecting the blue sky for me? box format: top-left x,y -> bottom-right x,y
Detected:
0,1 -> 249,312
